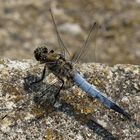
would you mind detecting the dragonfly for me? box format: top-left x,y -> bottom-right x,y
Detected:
31,8 -> 131,120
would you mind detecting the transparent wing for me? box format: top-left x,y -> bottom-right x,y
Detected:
49,8 -> 71,59
72,22 -> 99,63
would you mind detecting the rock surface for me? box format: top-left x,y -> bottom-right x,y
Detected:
0,59 -> 140,140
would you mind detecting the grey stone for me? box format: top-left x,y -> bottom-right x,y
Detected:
0,59 -> 140,140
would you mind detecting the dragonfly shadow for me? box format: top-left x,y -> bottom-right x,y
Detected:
57,101 -> 117,140
23,73 -> 117,140
24,73 -> 59,107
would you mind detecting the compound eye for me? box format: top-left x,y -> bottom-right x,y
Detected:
42,47 -> 48,53
50,50 -> 54,53
34,46 -> 48,61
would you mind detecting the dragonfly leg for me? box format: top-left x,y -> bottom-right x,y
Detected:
54,78 -> 64,102
31,64 -> 47,85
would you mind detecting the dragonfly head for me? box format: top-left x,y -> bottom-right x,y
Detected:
34,46 -> 48,63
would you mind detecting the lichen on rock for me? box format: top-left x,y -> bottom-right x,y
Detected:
0,59 -> 140,140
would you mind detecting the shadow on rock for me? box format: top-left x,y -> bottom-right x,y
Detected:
23,73 -> 117,140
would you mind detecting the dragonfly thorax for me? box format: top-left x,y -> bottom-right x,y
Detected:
47,53 -> 74,80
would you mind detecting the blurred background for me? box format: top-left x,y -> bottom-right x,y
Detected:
0,0 -> 139,65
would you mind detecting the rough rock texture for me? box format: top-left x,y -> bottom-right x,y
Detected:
0,59 -> 140,140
